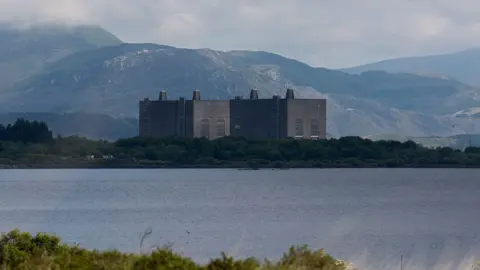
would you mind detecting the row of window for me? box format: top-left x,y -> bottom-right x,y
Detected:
295,119 -> 321,137
200,119 -> 225,138
200,118 -> 321,138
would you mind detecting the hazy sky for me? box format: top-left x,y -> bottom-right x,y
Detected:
2,0 -> 480,68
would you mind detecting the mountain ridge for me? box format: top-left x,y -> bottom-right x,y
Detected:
0,23 -> 122,91
1,42 -> 479,137
341,48 -> 480,86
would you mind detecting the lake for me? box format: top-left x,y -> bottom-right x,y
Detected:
0,168 -> 478,269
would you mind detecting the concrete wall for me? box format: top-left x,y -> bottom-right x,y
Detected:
286,99 -> 327,139
184,100 -> 194,138
230,98 -> 287,139
139,99 -> 151,136
139,99 -> 230,139
139,92 -> 326,140
177,98 -> 188,137
139,100 -> 179,137
191,100 -> 230,139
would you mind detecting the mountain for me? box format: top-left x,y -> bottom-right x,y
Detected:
0,23 -> 122,90
1,43 -> 479,137
341,48 -> 480,86
0,112 -> 137,141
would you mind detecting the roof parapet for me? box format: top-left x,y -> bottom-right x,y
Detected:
192,89 -> 201,100
159,90 -> 167,100
249,88 -> 259,100
285,88 -> 295,99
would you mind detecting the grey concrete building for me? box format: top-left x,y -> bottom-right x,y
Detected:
139,90 -> 229,139
230,89 -> 327,139
139,89 -> 326,140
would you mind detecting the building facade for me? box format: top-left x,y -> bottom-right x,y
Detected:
139,89 -> 326,140
139,90 -> 229,140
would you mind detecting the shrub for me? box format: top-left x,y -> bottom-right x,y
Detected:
0,230 -> 353,270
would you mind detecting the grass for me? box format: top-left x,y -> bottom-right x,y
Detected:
0,229 -> 353,270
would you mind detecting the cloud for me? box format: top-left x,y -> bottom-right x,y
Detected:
2,0 -> 480,68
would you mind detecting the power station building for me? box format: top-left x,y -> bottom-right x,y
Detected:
139,89 -> 326,140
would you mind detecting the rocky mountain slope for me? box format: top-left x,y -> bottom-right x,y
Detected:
0,23 -> 122,91
1,43 -> 479,137
341,48 -> 480,86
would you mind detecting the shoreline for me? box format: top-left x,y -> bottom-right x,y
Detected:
2,162 -> 480,169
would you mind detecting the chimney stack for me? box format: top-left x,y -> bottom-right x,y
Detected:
249,88 -> 259,100
192,89 -> 201,100
285,88 -> 295,99
159,90 -> 167,100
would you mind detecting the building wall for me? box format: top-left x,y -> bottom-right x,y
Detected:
285,99 -> 327,139
139,99 -> 151,136
191,100 -> 230,139
184,100 -> 194,138
177,98 -> 188,137
139,99 -> 179,137
230,98 -> 287,139
139,92 -> 326,140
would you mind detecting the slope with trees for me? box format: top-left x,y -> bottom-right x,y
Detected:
0,119 -> 479,169
0,112 -> 137,141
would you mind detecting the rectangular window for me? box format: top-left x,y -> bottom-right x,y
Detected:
216,118 -> 226,138
310,119 -> 320,137
234,117 -> 241,130
295,119 -> 304,137
200,119 -> 210,138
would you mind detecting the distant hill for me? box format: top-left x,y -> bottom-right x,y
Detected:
1,43 -> 479,137
0,112 -> 137,141
364,133 -> 480,149
341,48 -> 480,86
0,23 -> 122,90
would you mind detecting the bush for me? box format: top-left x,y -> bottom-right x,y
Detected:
274,245 -> 350,270
0,230 -> 351,270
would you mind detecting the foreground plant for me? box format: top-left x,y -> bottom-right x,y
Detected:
0,229 -> 351,270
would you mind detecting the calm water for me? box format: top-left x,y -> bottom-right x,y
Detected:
0,169 -> 479,270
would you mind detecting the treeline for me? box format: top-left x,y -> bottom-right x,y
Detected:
0,118 -> 52,143
1,119 -> 480,168
113,136 -> 480,167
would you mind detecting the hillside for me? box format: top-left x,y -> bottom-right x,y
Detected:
364,133 -> 480,149
341,48 -> 480,86
0,112 -> 137,141
0,23 -> 122,90
1,43 -> 479,137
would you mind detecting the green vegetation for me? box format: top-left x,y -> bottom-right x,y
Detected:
364,133 -> 480,150
0,112 -> 138,141
0,119 -> 53,144
0,229 -> 351,270
1,119 -> 480,168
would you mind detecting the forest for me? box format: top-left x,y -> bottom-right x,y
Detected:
1,119 -> 480,168
0,118 -> 52,143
